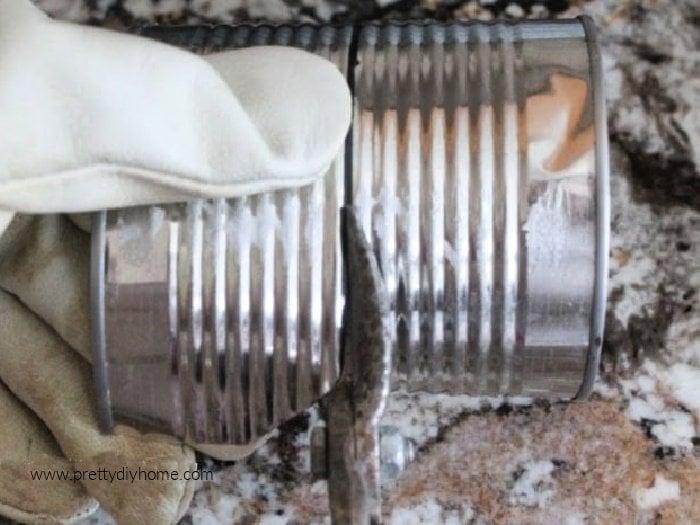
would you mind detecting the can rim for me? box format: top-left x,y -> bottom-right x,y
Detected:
576,15 -> 611,399
90,210 -> 114,433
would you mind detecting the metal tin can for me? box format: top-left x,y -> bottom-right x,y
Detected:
92,19 -> 610,445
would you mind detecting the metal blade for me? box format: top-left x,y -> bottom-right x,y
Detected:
327,207 -> 392,524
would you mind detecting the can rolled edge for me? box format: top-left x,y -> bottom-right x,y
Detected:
90,210 -> 114,433
576,15 -> 611,399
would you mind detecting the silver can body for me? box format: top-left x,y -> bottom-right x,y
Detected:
92,19 -> 610,444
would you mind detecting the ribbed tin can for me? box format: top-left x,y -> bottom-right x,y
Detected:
92,19 -> 610,445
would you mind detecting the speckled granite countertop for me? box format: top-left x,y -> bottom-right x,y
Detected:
35,0 -> 700,523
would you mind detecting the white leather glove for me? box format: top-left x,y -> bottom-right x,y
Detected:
0,1 -> 351,523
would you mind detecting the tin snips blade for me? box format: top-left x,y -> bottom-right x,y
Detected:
327,207 -> 392,524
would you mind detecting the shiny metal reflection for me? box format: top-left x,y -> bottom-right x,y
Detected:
91,19 -> 610,446
353,22 -> 602,398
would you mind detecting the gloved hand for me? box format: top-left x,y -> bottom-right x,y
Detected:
0,1 -> 351,523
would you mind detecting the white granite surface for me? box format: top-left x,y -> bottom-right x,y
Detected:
32,0 -> 700,523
